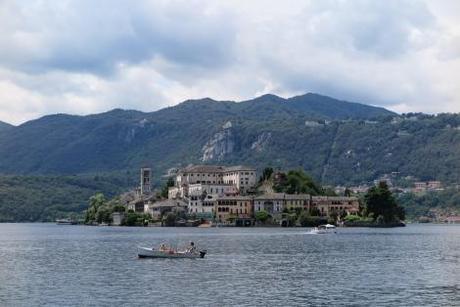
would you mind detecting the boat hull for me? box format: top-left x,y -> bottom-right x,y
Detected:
137,247 -> 206,259
309,229 -> 336,234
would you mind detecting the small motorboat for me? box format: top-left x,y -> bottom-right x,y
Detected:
309,224 -> 337,234
56,218 -> 76,225
137,245 -> 207,259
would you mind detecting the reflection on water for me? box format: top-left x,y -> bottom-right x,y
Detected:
0,224 -> 459,306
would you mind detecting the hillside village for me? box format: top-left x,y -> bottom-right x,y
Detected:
119,165 -> 360,227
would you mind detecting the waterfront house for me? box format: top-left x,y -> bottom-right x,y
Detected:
145,199 -> 187,220
253,193 -> 310,223
215,195 -> 253,225
310,196 -> 359,217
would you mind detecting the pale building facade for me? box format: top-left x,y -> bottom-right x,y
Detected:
188,183 -> 238,198
188,194 -> 217,216
311,196 -> 359,217
253,193 -> 310,221
145,199 -> 187,219
173,165 -> 257,196
222,166 -> 257,194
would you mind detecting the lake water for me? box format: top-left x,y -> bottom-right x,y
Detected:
0,224 -> 458,306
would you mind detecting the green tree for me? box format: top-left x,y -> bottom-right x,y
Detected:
274,170 -> 322,195
112,205 -> 126,213
96,207 -> 111,224
365,182 -> 405,223
162,212 -> 177,226
125,211 -> 139,226
85,193 -> 106,223
160,178 -> 175,198
255,210 -> 269,223
344,188 -> 352,197
259,167 -> 274,182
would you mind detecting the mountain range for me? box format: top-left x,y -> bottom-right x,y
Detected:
0,93 -> 394,177
1,92 -> 460,186
1,92 -> 460,222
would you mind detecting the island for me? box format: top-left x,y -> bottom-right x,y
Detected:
84,165 -> 405,228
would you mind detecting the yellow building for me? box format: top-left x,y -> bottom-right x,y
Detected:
215,196 -> 253,224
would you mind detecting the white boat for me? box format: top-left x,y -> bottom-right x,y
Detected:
137,246 -> 207,259
309,224 -> 337,234
56,218 -> 76,225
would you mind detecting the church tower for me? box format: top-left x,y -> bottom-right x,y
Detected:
140,167 -> 152,195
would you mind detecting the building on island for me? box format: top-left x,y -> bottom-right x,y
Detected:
173,165 -> 257,196
145,199 -> 187,220
140,167 -> 152,195
310,196 -> 360,217
221,166 -> 257,194
188,194 -> 218,218
253,193 -> 310,223
215,195 -> 253,225
136,164 -> 361,225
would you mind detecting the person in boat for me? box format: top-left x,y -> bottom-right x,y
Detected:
187,241 -> 196,253
159,243 -> 169,252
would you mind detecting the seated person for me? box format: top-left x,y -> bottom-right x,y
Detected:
187,241 -> 196,253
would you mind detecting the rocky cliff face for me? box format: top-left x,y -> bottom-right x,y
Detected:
201,121 -> 235,162
251,132 -> 271,152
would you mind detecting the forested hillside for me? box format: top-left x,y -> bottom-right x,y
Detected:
0,93 -> 459,221
0,93 -> 394,177
0,174 -> 136,222
0,95 -> 457,186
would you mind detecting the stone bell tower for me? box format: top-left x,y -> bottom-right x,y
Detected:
140,167 -> 152,195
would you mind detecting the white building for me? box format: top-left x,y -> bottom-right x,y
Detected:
174,165 -> 257,195
187,183 -> 238,217
222,166 -> 257,194
188,183 -> 238,197
188,194 -> 217,216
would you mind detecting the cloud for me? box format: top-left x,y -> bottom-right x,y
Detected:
0,0 -> 236,75
0,0 -> 459,124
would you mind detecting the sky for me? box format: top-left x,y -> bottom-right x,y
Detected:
0,0 -> 459,125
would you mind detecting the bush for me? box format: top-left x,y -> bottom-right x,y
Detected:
162,212 -> 177,226
255,210 -> 269,223
125,212 -> 140,226
344,214 -> 361,222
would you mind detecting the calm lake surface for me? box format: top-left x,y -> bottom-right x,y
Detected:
0,224 -> 459,306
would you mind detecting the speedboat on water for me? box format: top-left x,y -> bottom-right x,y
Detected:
56,218 -> 76,225
138,242 -> 206,259
309,224 -> 337,234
